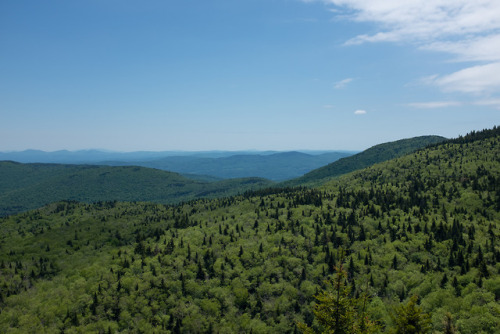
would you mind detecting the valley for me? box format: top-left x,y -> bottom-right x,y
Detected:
0,150 -> 355,181
0,127 -> 498,333
0,135 -> 443,217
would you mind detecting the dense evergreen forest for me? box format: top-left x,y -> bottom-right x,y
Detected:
0,127 -> 499,333
284,135 -> 446,187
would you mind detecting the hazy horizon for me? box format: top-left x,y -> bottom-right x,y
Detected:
1,1 -> 499,152
0,148 -> 359,155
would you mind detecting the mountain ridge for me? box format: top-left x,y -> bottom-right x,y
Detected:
0,150 -> 356,181
283,135 -> 447,187
0,135 -> 447,216
0,162 -> 273,217
0,126 -> 498,333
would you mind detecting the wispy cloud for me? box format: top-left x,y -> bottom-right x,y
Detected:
407,101 -> 462,109
474,98 -> 500,110
315,0 -> 500,96
422,34 -> 500,63
354,109 -> 366,115
431,62 -> 500,94
334,78 -> 354,89
407,98 -> 500,109
327,1 -> 500,46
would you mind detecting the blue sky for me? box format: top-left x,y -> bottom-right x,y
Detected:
1,0 -> 499,151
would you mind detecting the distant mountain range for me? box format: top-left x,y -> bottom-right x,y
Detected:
0,149 -> 285,163
1,127 -> 498,333
102,151 -> 355,181
0,136 -> 447,216
0,150 -> 356,181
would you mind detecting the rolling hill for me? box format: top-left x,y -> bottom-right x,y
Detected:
120,151 -> 353,181
0,162 -> 273,217
284,135 -> 447,187
0,150 -> 355,181
0,127 -> 498,333
0,136 -> 446,217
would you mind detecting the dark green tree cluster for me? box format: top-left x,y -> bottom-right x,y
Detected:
298,254 -> 378,334
0,127 -> 499,333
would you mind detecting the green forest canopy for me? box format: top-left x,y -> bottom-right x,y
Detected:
0,126 -> 499,333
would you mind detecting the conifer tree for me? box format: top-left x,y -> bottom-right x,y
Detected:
443,312 -> 456,334
391,295 -> 431,334
298,252 -> 377,334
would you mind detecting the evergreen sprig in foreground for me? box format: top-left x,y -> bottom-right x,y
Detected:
0,127 -> 499,333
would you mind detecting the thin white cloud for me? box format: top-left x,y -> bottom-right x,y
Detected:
334,78 -> 354,89
423,34 -> 500,62
327,1 -> 500,45
407,98 -> 500,109
323,104 -> 335,109
407,101 -> 462,109
354,109 -> 366,115
474,98 -> 500,110
431,62 -> 500,94
314,0 -> 500,95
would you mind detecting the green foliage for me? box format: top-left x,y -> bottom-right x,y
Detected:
0,162 -> 273,216
390,295 -> 431,334
298,254 -> 378,333
442,312 -> 457,334
0,127 -> 499,333
284,135 -> 446,187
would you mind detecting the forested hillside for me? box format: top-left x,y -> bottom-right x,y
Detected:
0,127 -> 499,333
0,163 -> 272,217
284,135 -> 446,187
0,136 -> 443,217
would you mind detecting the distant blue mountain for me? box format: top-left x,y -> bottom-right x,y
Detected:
0,150 -> 356,181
